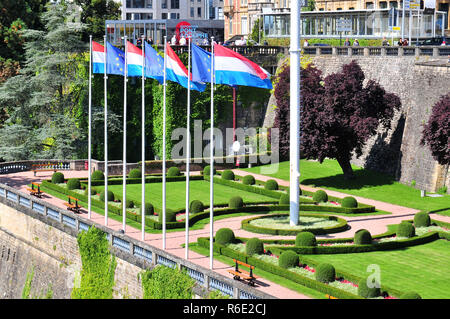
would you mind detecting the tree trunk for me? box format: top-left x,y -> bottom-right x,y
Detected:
336,155 -> 355,180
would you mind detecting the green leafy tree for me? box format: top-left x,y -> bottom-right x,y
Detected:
141,266 -> 195,299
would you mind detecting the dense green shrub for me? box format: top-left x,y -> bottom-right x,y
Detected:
221,170 -> 235,180
313,190 -> 328,203
279,193 -> 289,205
229,196 -> 244,209
159,209 -> 177,223
358,277 -> 381,298
414,212 -> 431,227
278,250 -> 299,269
128,168 -> 141,179
400,291 -> 422,299
99,190 -> 115,202
265,179 -> 278,190
242,175 -> 256,185
397,221 -> 415,238
141,203 -> 154,216
190,200 -> 204,214
341,196 -> 358,208
215,228 -> 235,245
167,166 -> 181,177
295,232 -> 317,247
121,199 -> 134,209
84,187 -> 97,196
245,238 -> 264,256
354,229 -> 372,245
51,172 -> 65,184
91,170 -> 104,181
315,263 -> 336,283
67,178 -> 81,190
203,165 -> 216,176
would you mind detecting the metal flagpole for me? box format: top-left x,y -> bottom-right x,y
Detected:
122,36 -> 128,232
162,36 -> 167,250
104,35 -> 109,226
290,0 -> 301,226
209,37 -> 215,270
402,0 -> 405,41
141,35 -> 146,241
88,35 -> 92,220
185,39 -> 191,259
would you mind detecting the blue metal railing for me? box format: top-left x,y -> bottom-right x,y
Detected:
6,191 -> 18,202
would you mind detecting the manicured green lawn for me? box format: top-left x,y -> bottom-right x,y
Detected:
243,160 -> 450,216
94,180 -> 275,211
304,239 -> 450,299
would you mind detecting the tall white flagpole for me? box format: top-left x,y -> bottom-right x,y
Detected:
162,36 -> 167,250
122,36 -> 128,232
185,39 -> 191,259
104,36 -> 109,226
141,35 -> 146,241
290,0 -> 301,226
88,35 -> 92,220
209,37 -> 215,270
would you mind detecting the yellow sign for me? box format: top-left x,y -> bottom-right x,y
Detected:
393,26 -> 401,31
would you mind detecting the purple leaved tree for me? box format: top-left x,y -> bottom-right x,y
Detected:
273,60 -> 401,180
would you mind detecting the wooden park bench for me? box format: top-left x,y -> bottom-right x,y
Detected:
63,195 -> 82,214
26,182 -> 43,198
326,294 -> 338,299
32,164 -> 58,176
227,259 -> 259,286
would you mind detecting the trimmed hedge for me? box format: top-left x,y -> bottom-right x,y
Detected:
167,166 -> 181,177
216,228 -> 236,245
242,175 -> 256,185
128,168 -> 142,179
100,190 -> 115,202
158,209 -> 177,223
278,250 -> 299,269
397,221 -> 415,238
354,229 -> 372,245
313,190 -> 328,203
315,263 -> 336,283
141,202 -> 154,216
203,165 -> 216,176
229,196 -> 244,209
400,292 -> 422,299
358,277 -> 381,298
341,196 -> 358,208
91,170 -> 104,180
51,172 -> 65,184
190,200 -> 204,214
121,199 -> 134,209
88,175 -> 204,187
295,232 -> 317,247
279,193 -> 289,205
222,170 -> 235,181
66,178 -> 81,190
414,212 -> 431,227
246,238 -> 264,256
265,179 -> 278,191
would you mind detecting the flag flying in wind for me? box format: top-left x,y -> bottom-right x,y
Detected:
106,41 -> 125,76
92,41 -> 105,74
213,43 -> 273,89
192,44 -> 212,83
144,42 -> 164,84
165,43 -> 206,92
126,41 -> 143,77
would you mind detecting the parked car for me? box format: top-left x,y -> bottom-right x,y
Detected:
417,37 -> 450,46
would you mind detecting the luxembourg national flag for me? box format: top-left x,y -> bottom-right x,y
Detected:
213,43 -> 273,90
92,41 -> 105,74
165,43 -> 206,92
126,41 -> 144,77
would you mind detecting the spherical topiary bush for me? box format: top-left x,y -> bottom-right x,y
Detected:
245,238 -> 264,256
159,209 -> 176,223
221,170 -> 235,181
242,175 -> 256,185
91,170 -> 104,181
264,179 -> 278,190
278,250 -> 299,269
358,277 -> 381,298
128,168 -> 141,179
279,193 -> 290,205
229,196 -> 244,209
121,199 -> 134,209
141,203 -> 154,216
313,190 -> 328,203
315,263 -> 336,283
400,292 -> 422,299
215,228 -> 235,245
167,166 -> 181,177
354,229 -> 373,245
397,221 -> 415,238
190,200 -> 204,214
99,190 -> 115,202
203,165 -> 216,176
51,172 -> 65,184
295,232 -> 317,247
414,212 -> 431,227
341,196 -> 358,208
84,187 -> 97,196
66,178 -> 81,190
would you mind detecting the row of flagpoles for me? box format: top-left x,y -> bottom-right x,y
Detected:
86,35 -> 273,269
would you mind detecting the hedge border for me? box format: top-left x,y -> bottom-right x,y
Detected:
241,213 -> 349,236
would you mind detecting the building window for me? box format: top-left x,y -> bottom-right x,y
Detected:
389,1 -> 398,8
191,7 -> 195,17
171,0 -> 179,9
162,12 -> 168,19
170,12 -> 179,19
349,7 -> 355,10
147,0 -> 152,8
241,16 -> 248,34
162,0 -> 167,9
366,2 -> 374,9
337,7 -> 342,10
229,17 -> 233,35
379,1 -> 387,8
198,7 -> 202,17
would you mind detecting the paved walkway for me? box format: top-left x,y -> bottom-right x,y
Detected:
2,169 -> 449,299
